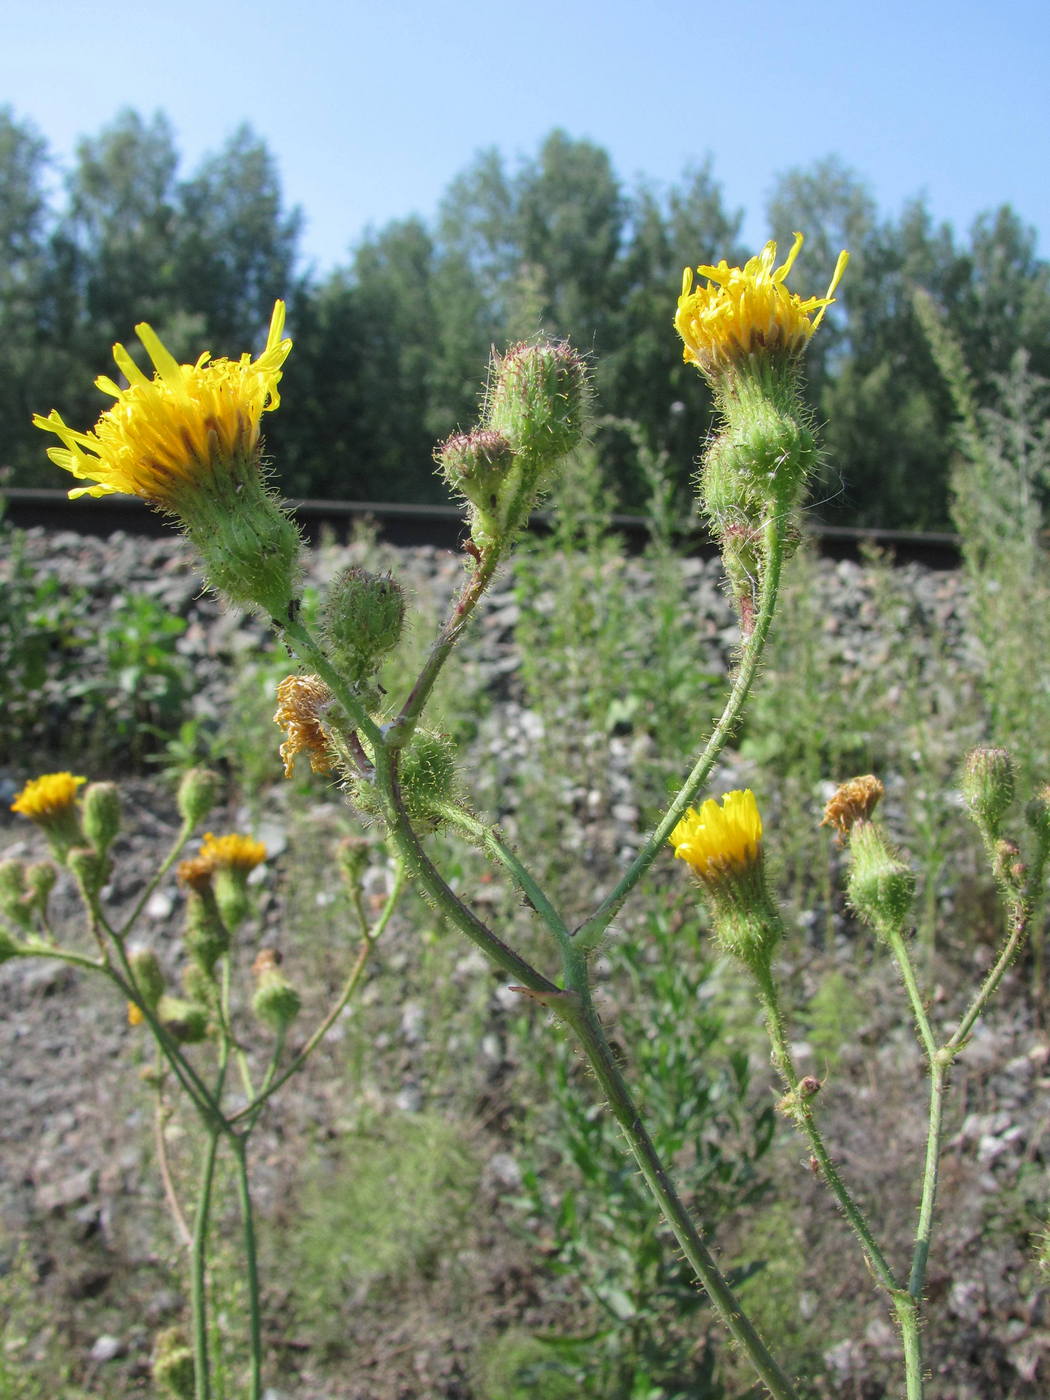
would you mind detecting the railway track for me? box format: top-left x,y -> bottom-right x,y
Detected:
1,486 -> 962,568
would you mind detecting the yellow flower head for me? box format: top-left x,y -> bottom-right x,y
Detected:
33,302 -> 291,509
199,832 -> 267,873
675,234 -> 848,378
274,674 -> 335,778
10,772 -> 86,822
669,789 -> 763,883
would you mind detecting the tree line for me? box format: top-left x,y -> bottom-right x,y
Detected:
3,107 -> 1048,529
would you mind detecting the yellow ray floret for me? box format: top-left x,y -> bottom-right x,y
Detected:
33,302 -> 291,507
10,772 -> 86,820
199,832 -> 268,872
675,234 -> 848,376
669,789 -> 763,881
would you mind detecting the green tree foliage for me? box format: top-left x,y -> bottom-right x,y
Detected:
2,110 -> 1047,528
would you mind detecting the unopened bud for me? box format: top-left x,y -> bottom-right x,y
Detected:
0,860 -> 32,930
82,782 -> 122,855
177,768 -> 221,828
184,886 -> 230,977
437,430 -> 517,510
337,836 -> 371,887
68,845 -> 109,899
354,728 -> 459,833
484,340 -> 587,469
252,959 -> 301,1033
993,838 -> 1026,890
129,946 -> 166,1009
322,567 -> 406,686
962,747 -> 1015,838
156,995 -> 209,1045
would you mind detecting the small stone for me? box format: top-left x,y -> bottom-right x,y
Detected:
90,1334 -> 123,1363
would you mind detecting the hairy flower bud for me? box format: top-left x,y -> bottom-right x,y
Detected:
961,746 -> 1015,839
177,768 -> 220,828
251,950 -> 301,1033
157,995 -> 209,1044
484,340 -> 587,469
129,946 -> 166,1010
322,567 -> 406,687
0,860 -> 32,931
68,845 -> 109,899
337,836 -> 372,888
437,429 -> 516,498
82,781 -> 122,856
183,885 -> 230,977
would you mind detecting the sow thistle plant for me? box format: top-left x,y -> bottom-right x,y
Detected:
8,232 -> 1041,1399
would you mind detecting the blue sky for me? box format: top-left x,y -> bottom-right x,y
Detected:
7,0 -> 1049,273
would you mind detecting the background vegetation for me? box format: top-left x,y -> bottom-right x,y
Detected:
3,106 -> 1049,527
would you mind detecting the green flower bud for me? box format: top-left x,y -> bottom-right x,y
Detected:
251,952 -> 301,1033
184,886 -> 230,977
177,768 -> 221,829
67,845 -> 109,899
22,861 -> 57,923
212,868 -> 252,934
156,995 -> 209,1044
0,860 -> 32,930
25,861 -> 57,900
82,782 -> 121,855
847,822 -> 916,934
438,428 -> 515,486
484,340 -> 587,470
962,746 -> 1015,838
322,567 -> 406,686
337,835 -> 372,888
152,1327 -> 195,1400
992,838 -> 1026,891
182,962 -> 213,1006
129,946 -> 166,1009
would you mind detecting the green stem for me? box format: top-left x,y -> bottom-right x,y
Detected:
280,616 -> 384,749
908,1055 -> 947,1309
575,516 -> 784,951
893,1291 -> 926,1400
231,1133 -> 263,1400
884,925 -> 938,1062
437,803 -> 572,952
390,545 -> 502,744
754,967 -> 899,1298
118,817 -> 195,941
558,985 -> 800,1400
373,745 -> 559,995
191,1126 -> 221,1400
948,892 -> 1030,1052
